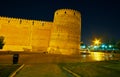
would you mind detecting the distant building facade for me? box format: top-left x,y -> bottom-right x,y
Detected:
0,9 -> 81,55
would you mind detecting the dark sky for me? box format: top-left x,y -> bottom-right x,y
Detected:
0,0 -> 120,45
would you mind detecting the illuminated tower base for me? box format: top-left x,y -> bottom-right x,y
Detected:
48,9 -> 81,55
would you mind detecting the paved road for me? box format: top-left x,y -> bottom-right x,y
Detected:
15,64 -> 73,77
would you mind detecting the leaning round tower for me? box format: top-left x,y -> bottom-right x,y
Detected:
48,9 -> 81,55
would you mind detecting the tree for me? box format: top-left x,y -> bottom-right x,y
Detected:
0,36 -> 5,49
116,41 -> 120,50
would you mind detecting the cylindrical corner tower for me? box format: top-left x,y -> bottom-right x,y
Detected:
48,9 -> 81,55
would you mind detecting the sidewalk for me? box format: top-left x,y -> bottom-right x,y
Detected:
15,64 -> 73,77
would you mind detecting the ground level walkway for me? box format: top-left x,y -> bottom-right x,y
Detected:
15,64 -> 73,77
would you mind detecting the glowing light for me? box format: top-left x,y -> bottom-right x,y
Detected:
94,46 -> 97,48
93,38 -> 101,45
101,44 -> 105,48
81,45 -> 86,49
109,45 -> 112,48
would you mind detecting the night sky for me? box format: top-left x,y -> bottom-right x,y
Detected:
0,0 -> 120,45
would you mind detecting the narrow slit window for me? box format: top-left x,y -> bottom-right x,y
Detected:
20,20 -> 22,24
32,21 -> 34,25
65,11 -> 66,14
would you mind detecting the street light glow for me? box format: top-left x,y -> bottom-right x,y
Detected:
93,38 -> 101,45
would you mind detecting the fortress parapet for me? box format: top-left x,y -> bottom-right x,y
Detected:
54,9 -> 81,25
0,16 -> 53,28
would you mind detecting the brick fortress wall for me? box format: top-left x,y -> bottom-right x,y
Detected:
0,9 -> 81,55
0,16 -> 53,51
48,9 -> 81,54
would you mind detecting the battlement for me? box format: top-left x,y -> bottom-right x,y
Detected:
0,16 -> 53,28
53,9 -> 81,25
54,9 -> 81,20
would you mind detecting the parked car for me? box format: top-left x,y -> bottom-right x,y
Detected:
80,49 -> 90,54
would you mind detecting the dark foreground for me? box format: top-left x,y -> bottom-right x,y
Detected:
1,61 -> 120,77
60,60 -> 120,77
0,52 -> 120,77
0,64 -> 21,77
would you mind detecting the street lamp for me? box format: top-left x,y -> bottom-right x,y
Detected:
92,38 -> 101,50
93,38 -> 101,45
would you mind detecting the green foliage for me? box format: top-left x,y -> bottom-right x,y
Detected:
116,41 -> 120,50
0,36 -> 4,49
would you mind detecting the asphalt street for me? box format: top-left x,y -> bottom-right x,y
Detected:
15,64 -> 73,77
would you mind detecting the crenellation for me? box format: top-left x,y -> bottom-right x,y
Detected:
0,9 -> 81,55
55,9 -> 81,18
0,16 -> 53,29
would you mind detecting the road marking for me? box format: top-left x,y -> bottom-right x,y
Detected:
63,67 -> 81,77
9,64 -> 25,77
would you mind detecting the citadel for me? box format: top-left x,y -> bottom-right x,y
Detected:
0,9 -> 81,55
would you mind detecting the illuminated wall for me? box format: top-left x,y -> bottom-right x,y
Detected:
0,9 -> 81,55
48,9 -> 81,55
0,17 -> 52,51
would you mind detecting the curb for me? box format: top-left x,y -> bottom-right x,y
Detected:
9,64 -> 25,77
63,67 -> 81,77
